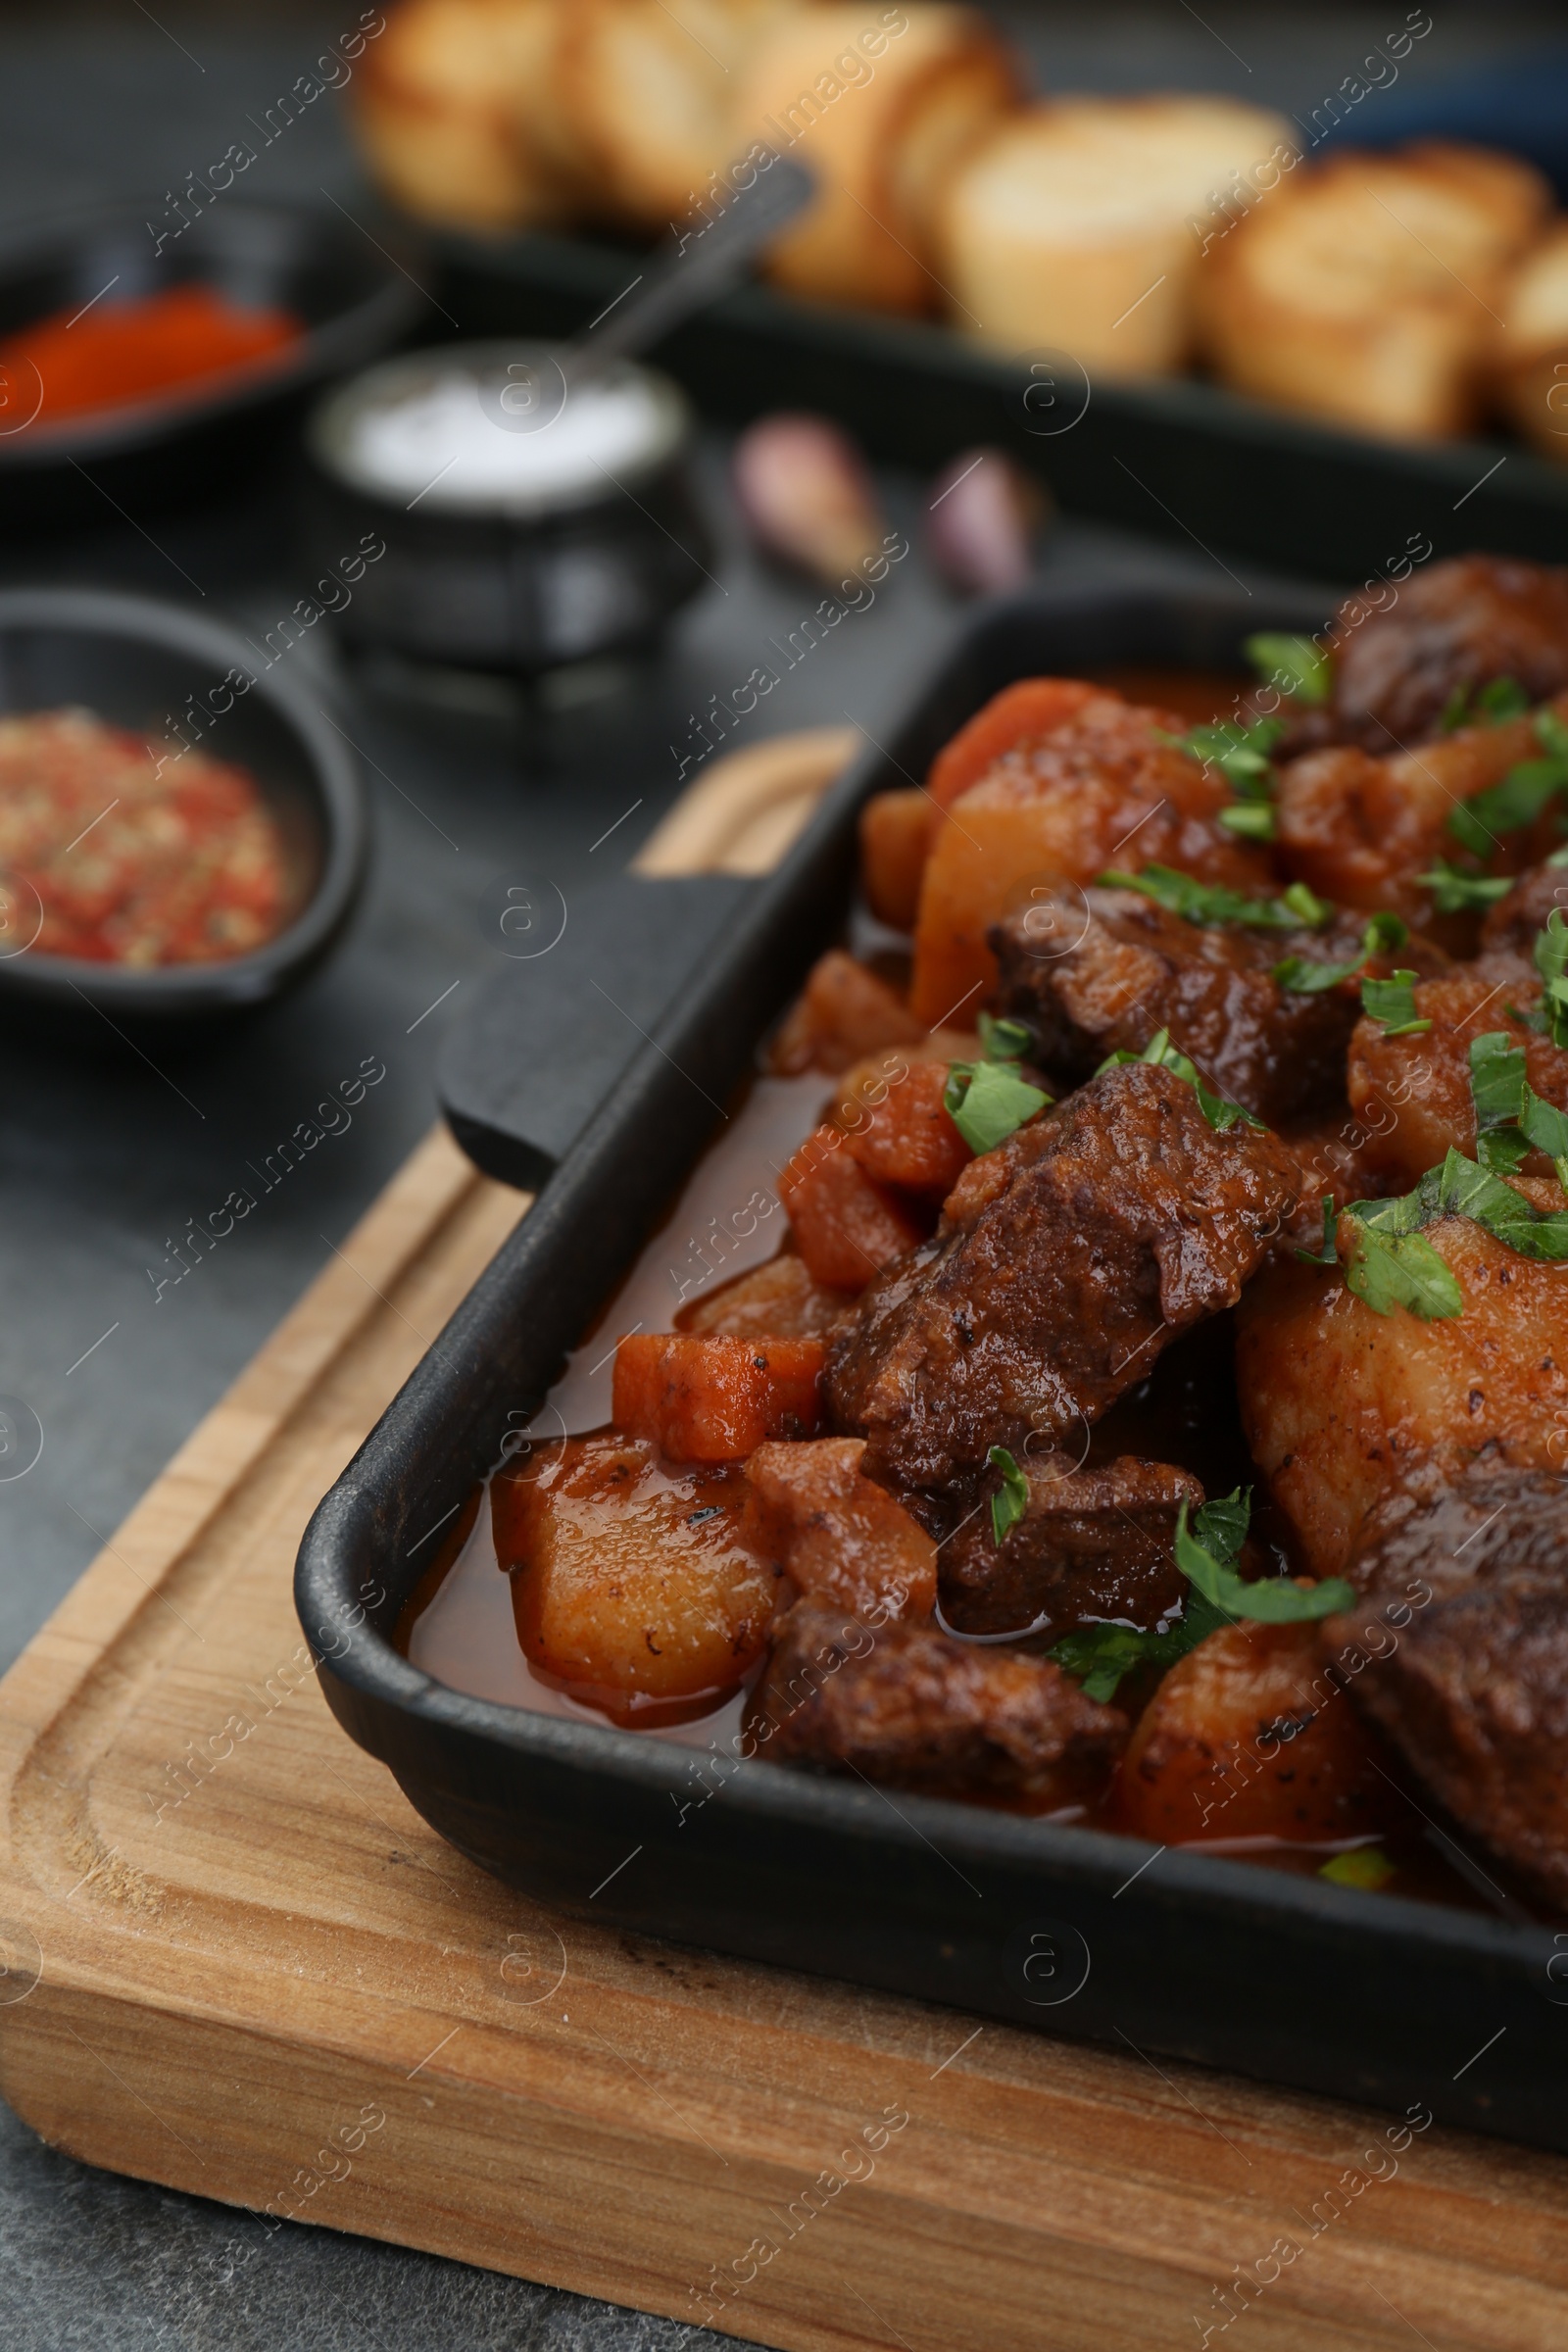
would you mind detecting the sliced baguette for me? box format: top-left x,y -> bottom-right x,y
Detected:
561,0 -> 795,232
937,95 -> 1294,373
1496,222 -> 1568,463
354,0 -> 582,232
732,5 -> 1019,314
1197,140 -> 1552,440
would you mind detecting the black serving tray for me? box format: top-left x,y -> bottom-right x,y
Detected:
297,578 -> 1568,2156
435,222 -> 1568,584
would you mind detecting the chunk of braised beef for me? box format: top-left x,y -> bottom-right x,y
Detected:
1478,859 -> 1568,973
824,1061 -> 1303,1514
756,1596 -> 1126,1803
1328,1465 -> 1568,1907
992,887 -> 1401,1126
940,1452 -> 1200,1641
1298,555 -> 1568,755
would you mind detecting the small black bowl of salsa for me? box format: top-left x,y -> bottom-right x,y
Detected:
0,585 -> 368,1036
0,196 -> 423,528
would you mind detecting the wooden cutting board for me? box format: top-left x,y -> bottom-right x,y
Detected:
3,726 -> 1568,2352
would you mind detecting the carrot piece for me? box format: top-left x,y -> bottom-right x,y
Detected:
924,677 -> 1098,811
858,789 -> 934,930
769,948 -> 923,1074
839,1056 -> 970,1196
612,1332 -> 825,1462
778,1126 -> 927,1289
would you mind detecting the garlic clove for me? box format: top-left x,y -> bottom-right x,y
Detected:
927,447 -> 1051,595
732,413 -> 888,584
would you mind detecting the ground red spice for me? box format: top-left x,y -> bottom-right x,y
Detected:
0,283 -> 302,424
0,709 -> 292,964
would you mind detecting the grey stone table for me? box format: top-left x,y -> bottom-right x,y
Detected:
0,4 -> 1553,2346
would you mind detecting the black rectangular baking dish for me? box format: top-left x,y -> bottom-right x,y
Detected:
297,578 -> 1568,2156
436,221 -> 1568,584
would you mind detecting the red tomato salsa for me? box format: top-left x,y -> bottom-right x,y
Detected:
0,708 -> 292,964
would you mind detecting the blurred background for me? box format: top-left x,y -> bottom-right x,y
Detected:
0,3 -> 1565,2345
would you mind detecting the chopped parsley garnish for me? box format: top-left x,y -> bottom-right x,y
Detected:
1319,1846 -> 1396,1890
1294,1194 -> 1339,1266
1478,676 -> 1534,723
1417,860 -> 1512,914
1441,676 -> 1533,733
1159,715 -> 1284,841
1049,1594 -> 1228,1703
945,1012 -> 1051,1154
1051,1488 -> 1350,1699
1537,908 -> 1568,1049
987,1445 -> 1030,1545
1468,1031 -> 1531,1174
975,1010 -> 1032,1062
1432,1147 -> 1568,1257
1339,1131 -> 1568,1316
1244,632 -> 1333,706
1360,968 -> 1431,1036
1273,911 -> 1407,996
1174,1490 -> 1353,1623
1448,710 -> 1568,857
1341,1190 -> 1465,1320
1094,863 -> 1332,931
1096,1027 -> 1266,1133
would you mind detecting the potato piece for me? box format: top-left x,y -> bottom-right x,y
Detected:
745,1436 -> 937,1619
1115,1619 -> 1394,1845
778,1126 -> 927,1289
768,948 -> 924,1075
1236,1204 -> 1568,1578
677,1250 -> 855,1339
612,1332 -> 825,1461
1348,977 -> 1568,1191
1274,697 -> 1568,928
909,690 -> 1269,1027
497,1434 -> 782,1723
859,789 -> 933,931
839,1054 -> 971,1197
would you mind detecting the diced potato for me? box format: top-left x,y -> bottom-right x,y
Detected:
1348,976 -> 1568,1191
859,789 -> 934,931
909,697 -> 1267,1026
1115,1619 -> 1394,1844
1275,701 -> 1568,930
496,1434 -> 783,1723
1236,1202 -> 1568,1577
768,949 -> 924,1075
612,1332 -> 825,1462
778,1126 -> 928,1289
838,1055 -> 972,1198
924,677 -> 1099,811
677,1250 -> 855,1340
745,1436 -> 937,1620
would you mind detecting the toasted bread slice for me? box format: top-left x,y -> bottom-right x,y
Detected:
1198,140 -> 1551,439
561,0 -> 793,232
354,0 -> 582,232
938,95 -> 1293,373
733,5 -> 1019,314
1496,222 -> 1568,462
